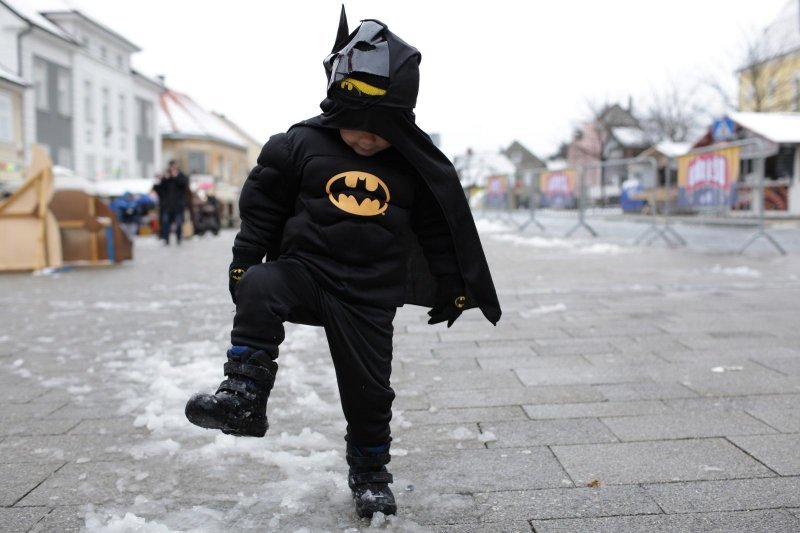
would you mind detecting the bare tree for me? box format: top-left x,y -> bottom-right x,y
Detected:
707,12 -> 800,113
640,80 -> 707,142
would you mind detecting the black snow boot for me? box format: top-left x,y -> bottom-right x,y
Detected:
346,441 -> 397,518
184,346 -> 277,437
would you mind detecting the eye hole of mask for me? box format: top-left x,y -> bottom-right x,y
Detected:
353,41 -> 376,52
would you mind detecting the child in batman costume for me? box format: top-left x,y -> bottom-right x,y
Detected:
185,8 -> 501,519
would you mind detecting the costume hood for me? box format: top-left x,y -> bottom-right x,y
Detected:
299,8 -> 501,325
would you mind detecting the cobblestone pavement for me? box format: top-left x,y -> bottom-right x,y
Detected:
1,220 -> 799,532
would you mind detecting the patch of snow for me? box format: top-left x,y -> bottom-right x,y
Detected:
478,431 -> 497,443
450,427 -> 475,440
491,233 -> 628,255
711,366 -> 744,373
474,218 -> 515,234
710,265 -> 762,278
521,303 -> 567,317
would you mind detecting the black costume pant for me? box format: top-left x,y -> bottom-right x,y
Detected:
231,260 -> 396,446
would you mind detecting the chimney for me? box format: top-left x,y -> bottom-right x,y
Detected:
156,75 -> 166,87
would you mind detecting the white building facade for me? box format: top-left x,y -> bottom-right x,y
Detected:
0,0 -> 161,184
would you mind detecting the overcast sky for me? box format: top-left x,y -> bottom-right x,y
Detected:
52,0 -> 789,159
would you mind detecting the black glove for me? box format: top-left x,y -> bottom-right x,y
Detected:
228,265 -> 248,304
427,274 -> 467,328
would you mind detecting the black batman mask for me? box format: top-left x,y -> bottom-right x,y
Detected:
323,7 -> 421,111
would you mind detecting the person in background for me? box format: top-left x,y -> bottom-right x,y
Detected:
153,160 -> 189,245
112,191 -> 142,238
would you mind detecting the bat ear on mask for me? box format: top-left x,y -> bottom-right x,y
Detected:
332,5 -> 350,53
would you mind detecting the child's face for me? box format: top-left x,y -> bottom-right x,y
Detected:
339,129 -> 391,157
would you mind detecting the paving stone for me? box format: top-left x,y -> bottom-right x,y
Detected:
0,507 -> 50,533
531,339 -> 619,356
401,406 -> 527,426
400,355 -> 481,371
438,326 -> 544,343
433,522 -> 532,533
28,506 -> 85,533
515,366 -> 650,387
476,354 -> 589,370
0,417 -> 80,437
0,401 -> 67,422
560,323 -> 664,338
0,432 -> 150,463
755,356 -> 800,375
665,393 -> 800,413
0,383 -> 48,403
729,434 -> 800,475
394,368 -> 522,391
67,418 -> 150,436
523,400 -> 670,420
483,419 -> 618,448
531,509 -> 800,533
676,371 -> 800,397
393,423 -> 487,451
475,485 -> 660,521
594,382 -> 698,401
746,408 -> 800,433
434,344 -> 534,359
393,447 -> 570,493
428,385 -> 604,409
551,438 -> 775,485
644,476 -> 800,513
0,462 -> 63,506
583,352 -> 666,366
398,491 -> 483,526
602,411 -> 776,441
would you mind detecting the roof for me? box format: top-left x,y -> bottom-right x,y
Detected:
610,126 -> 649,147
729,112 -> 800,144
654,141 -> 691,157
0,0 -> 78,44
453,150 -> 516,188
0,62 -> 28,87
159,89 -> 248,149
41,9 -> 141,52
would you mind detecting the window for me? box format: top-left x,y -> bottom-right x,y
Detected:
57,147 -> 73,170
794,74 -> 800,112
85,154 -> 95,177
118,94 -> 127,131
117,54 -> 123,69
56,67 -> 71,116
141,100 -> 152,137
0,92 -> 12,143
102,88 -> 111,146
188,151 -> 207,174
34,59 -> 48,111
120,160 -> 128,178
86,127 -> 93,144
84,80 -> 93,122
104,157 -> 112,176
100,46 -> 107,61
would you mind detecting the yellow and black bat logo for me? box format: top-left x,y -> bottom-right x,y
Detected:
326,171 -> 390,216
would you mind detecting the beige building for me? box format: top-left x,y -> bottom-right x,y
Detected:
213,111 -> 262,187
159,87 -> 248,184
738,0 -> 800,112
0,65 -> 27,192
